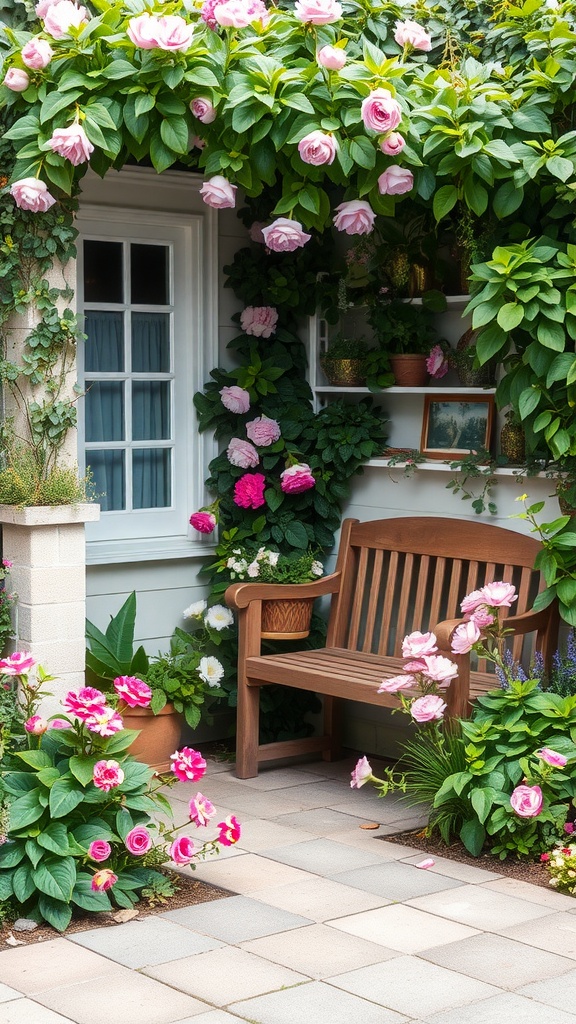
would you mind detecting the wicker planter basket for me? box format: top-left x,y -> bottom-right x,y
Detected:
261,597 -> 315,639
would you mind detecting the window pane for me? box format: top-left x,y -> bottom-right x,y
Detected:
132,312 -> 170,372
83,241 -> 123,303
130,244 -> 169,305
85,382 -> 124,442
133,449 -> 171,508
132,382 -> 170,440
87,450 -> 125,511
84,312 -> 124,372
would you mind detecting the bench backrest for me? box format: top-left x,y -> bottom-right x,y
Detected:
326,517 -> 547,670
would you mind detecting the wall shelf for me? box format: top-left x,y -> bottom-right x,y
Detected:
314,385 -> 496,396
367,458 -> 545,476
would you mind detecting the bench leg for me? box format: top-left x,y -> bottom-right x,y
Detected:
236,681 -> 260,779
322,695 -> 343,762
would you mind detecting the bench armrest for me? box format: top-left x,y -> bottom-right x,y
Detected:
225,572 -> 342,610
434,607 -> 552,650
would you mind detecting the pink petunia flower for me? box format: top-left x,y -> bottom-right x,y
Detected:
510,784 -> 542,817
88,840 -> 112,862
190,511 -> 217,533
63,686 -> 107,719
536,748 -> 568,768
125,826 -> 152,855
91,868 -> 117,891
280,463 -> 315,494
0,652 -> 36,676
24,715 -> 47,735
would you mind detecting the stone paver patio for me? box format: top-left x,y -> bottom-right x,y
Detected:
2,755 -> 576,1024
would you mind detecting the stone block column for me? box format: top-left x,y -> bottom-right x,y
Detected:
0,503 -> 100,714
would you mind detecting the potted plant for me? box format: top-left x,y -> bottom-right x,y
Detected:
452,328 -> 496,387
320,334 -> 369,387
367,297 -> 445,386
220,546 -> 324,638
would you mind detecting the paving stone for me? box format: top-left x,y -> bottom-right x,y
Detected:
0,938 -> 126,995
481,876 -> 576,910
191,853 -> 316,894
420,931 -> 575,988
417,991 -> 576,1024
241,922 -> 398,978
229,768 -> 328,791
408,883 -> 554,930
334,833 -> 423,858
501,912 -> 576,958
169,1012 -> 246,1024
34,971 -> 206,1024
250,876 -> 388,921
232,819 -> 317,852
273,807 -> 377,835
0,984 -> 22,1003
329,903 -> 478,952
68,917 -> 222,968
400,854 -> 502,884
519,968 -> 576,1011
228,979 -> 407,1024
261,838 -> 386,875
161,894 -> 311,942
0,999 -> 76,1024
328,954 -> 500,1018
329,860 -> 465,901
144,945 -> 307,1005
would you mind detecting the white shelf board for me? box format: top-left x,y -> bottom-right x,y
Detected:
314,386 -> 496,395
368,459 -> 546,476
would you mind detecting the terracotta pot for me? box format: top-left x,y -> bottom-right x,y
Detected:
121,703 -> 182,773
321,357 -> 366,386
389,354 -> 428,387
261,597 -> 314,640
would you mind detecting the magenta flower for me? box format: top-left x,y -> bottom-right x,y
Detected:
478,581 -> 517,609
227,438 -> 260,469
470,607 -> 494,629
93,759 -> 125,792
170,746 -> 207,782
190,510 -> 217,534
280,463 -> 315,494
91,868 -> 117,891
380,132 -> 406,156
410,694 -> 447,723
125,826 -> 153,855
200,0 -> 219,28
451,619 -> 482,656
85,706 -> 124,736
48,718 -> 71,730
565,822 -> 575,834
24,715 -> 47,735
189,792 -> 216,826
169,836 -> 195,865
217,814 -> 241,846
536,748 -> 568,768
220,385 -> 250,413
510,784 -> 543,818
378,674 -> 415,692
0,652 -> 36,676
426,344 -> 449,379
240,306 -> 279,338
401,631 -> 438,659
88,840 -> 112,862
113,676 -> 152,708
234,472 -> 267,509
63,686 -> 107,719
350,756 -> 372,789
245,415 -> 281,446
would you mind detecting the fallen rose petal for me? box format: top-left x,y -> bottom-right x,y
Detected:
415,858 -> 435,869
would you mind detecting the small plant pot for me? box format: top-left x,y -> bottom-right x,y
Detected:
320,358 -> 366,387
500,421 -> 526,464
389,354 -> 428,387
261,598 -> 314,640
120,703 -> 182,773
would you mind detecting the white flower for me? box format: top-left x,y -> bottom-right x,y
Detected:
204,604 -> 234,630
198,656 -> 225,687
267,551 -> 280,566
183,600 -> 207,619
247,562 -> 260,578
311,560 -> 324,576
232,559 -> 248,574
226,557 -> 236,568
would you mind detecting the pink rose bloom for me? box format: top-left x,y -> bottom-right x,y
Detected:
88,840 -> 112,862
217,814 -> 241,846
191,135 -> 205,150
240,305 -> 278,338
378,166 -> 414,196
169,836 -> 195,865
3,68 -> 30,92
2,559 -> 12,568
21,38 -> 53,69
125,825 -> 152,855
537,748 -> 568,768
298,130 -> 337,166
333,199 -> 376,236
35,0 -> 59,16
93,759 -> 125,792
189,510 -> 217,533
64,686 -> 107,719
510,784 -> 543,818
411,694 -> 447,723
48,123 -> 94,166
200,0 -> 219,28
249,221 -> 266,243
280,463 -> 315,494
227,437 -> 260,469
214,0 -> 268,27
190,97 -> 217,124
403,660 -> 426,673
262,218 -> 311,252
220,385 -> 250,413
189,792 -> 216,826
127,13 -> 160,47
420,654 -> 458,687
350,756 -> 373,789
170,746 -> 207,782
234,472 -> 266,508
378,674 -> 415,692
460,589 -> 485,615
113,675 -> 152,708
43,1 -> 88,38
565,822 -> 575,834
451,620 -> 482,655
394,18 -> 432,51
401,630 -> 438,659
426,344 -> 449,379
380,131 -> 405,156
85,707 -> 124,737
317,44 -> 346,69
24,715 -> 47,735
10,178 -> 56,213
245,415 -> 281,446
0,652 -> 36,676
200,176 -> 237,209
361,88 -> 402,133
294,0 -> 342,23
91,868 -> 117,891
479,581 -> 517,608
155,15 -> 193,50
470,607 -> 494,628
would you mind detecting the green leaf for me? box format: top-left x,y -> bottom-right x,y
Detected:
25,839 -> 43,868
49,777 -> 85,819
69,755 -> 98,787
40,89 -> 81,123
470,787 -> 496,824
283,520 -> 309,549
16,749 -> 53,769
72,820 -> 116,846
493,179 -> 524,218
433,184 -> 458,222
101,59 -> 137,80
160,116 -> 189,155
37,821 -> 74,856
9,790 -> 45,831
72,874 -> 112,911
13,863 -> 36,903
459,817 -> 486,856
118,760 -> 153,792
518,387 -> 542,419
32,855 -> 76,902
184,704 -> 201,729
116,809 -> 134,841
497,303 -> 524,331
0,841 -> 25,868
38,894 -> 73,932
0,870 -> 14,900
103,728 -> 140,754
546,155 -> 574,182
1,773 -> 38,795
537,320 -> 565,351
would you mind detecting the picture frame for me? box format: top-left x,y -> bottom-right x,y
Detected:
421,393 -> 494,460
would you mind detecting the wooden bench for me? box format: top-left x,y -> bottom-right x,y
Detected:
225,517 -> 559,778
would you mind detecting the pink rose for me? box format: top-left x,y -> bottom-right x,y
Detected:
451,620 -> 482,656
479,581 -> 517,608
93,759 -> 125,792
155,15 -> 193,50
91,868 -> 117,891
350,756 -> 372,789
426,344 -> 448,379
262,218 -> 311,252
537,748 -> 568,768
125,825 -> 152,855
88,840 -> 112,862
169,836 -> 195,865
460,589 -> 485,615
333,200 -> 376,236
411,694 -> 447,723
190,97 -> 217,124
191,136 -> 205,150
48,123 -> 94,166
200,176 -> 237,209
401,631 -> 438,658
63,686 -> 107,719
127,13 -> 160,48
170,746 -> 207,782
361,88 -> 402,133
378,675 -> 415,692
43,1 -> 88,38
245,415 -> 281,446
394,18 -> 432,51
470,607 -> 494,629
240,306 -> 278,338
214,0 -> 268,27
378,166 -> 414,196
510,784 -> 543,817
227,437 -> 260,469
189,792 -> 216,826
217,814 -> 241,846
294,0 -> 342,23
220,385 -> 250,413
85,706 -> 124,736
10,178 -> 56,213
21,38 -> 53,69
24,715 -> 47,735
280,463 -> 315,494
113,675 -> 152,708
420,654 -> 458,687
3,68 -> 30,92
317,44 -> 346,70
200,0 -> 219,28
380,131 -> 405,156
35,0 -> 59,16
234,472 -> 267,509
190,510 -> 217,533
403,660 -> 426,672
298,130 -> 337,166
0,652 -> 36,676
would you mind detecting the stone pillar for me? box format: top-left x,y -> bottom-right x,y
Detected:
0,503 -> 100,714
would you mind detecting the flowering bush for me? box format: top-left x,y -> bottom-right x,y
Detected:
543,843 -> 576,894
218,544 -> 323,585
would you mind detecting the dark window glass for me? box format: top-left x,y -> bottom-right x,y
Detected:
130,244 -> 169,305
132,382 -> 170,440
84,312 -> 124,373
132,312 -> 170,372
85,382 -> 124,442
87,450 -> 125,511
133,449 -> 171,508
83,241 -> 123,303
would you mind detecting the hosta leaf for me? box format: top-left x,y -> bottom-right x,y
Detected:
32,855 -> 76,902
38,894 -> 73,932
49,777 -> 85,819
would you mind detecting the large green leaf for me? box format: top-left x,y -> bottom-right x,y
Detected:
433,184 -> 458,222
32,855 -> 76,902
71,820 -> 116,846
38,894 -> 73,932
0,870 -> 14,900
38,821 -> 74,856
0,841 -> 25,868
101,728 -> 140,755
49,777 -> 85,819
72,874 -> 112,911
13,863 -> 36,903
16,749 -> 53,769
1,772 -> 38,795
9,790 -> 45,831
459,817 -> 486,856
69,754 -> 99,787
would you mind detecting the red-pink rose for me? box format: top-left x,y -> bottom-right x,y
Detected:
411,694 -> 447,723
262,218 -> 311,252
361,88 -> 402,133
91,868 -> 117,891
394,18 -> 432,51
510,784 -> 542,818
350,756 -> 372,789
170,746 -> 207,782
113,675 -> 152,708
155,14 -> 193,50
0,652 -> 35,676
333,200 -> 376,236
317,44 -> 346,69
380,132 -> 406,156
401,631 -> 438,658
240,306 -> 278,338
21,37 -> 53,68
93,759 -> 125,792
63,686 -> 107,719
10,178 -> 56,213
227,437 -> 259,469
189,792 -> 216,826
43,0 -> 88,38
200,176 -> 237,209
48,123 -> 94,166
378,166 -> 414,196
125,826 -> 152,855
190,97 -> 217,124
190,511 -> 217,533
234,472 -> 266,509
451,620 -> 481,655
280,463 -> 315,494
169,836 -> 195,865
88,840 -> 112,862
298,130 -> 337,166
294,0 -> 342,23
479,581 -> 517,608
3,68 -> 30,91
245,415 -> 281,446
470,607 -> 494,629
220,385 -> 250,413
217,814 -> 241,846
85,706 -> 124,737
24,715 -> 47,735
127,13 -> 160,47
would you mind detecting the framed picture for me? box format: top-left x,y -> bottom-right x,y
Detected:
421,394 -> 494,460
